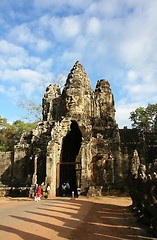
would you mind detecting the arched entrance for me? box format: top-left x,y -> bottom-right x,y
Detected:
37,153 -> 46,185
57,121 -> 82,196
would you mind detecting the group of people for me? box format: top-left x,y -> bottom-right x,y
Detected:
61,181 -> 71,196
34,183 -> 51,202
33,181 -> 72,200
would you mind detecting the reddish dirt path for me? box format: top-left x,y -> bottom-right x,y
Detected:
0,196 -> 153,240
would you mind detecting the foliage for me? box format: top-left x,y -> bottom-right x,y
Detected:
0,116 -> 36,152
129,103 -> 157,132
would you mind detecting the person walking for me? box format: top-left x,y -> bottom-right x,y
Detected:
35,184 -> 42,202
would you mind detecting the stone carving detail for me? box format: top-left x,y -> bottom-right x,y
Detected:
94,79 -> 115,119
61,61 -> 93,118
128,151 -> 157,236
42,84 -> 61,121
130,149 -> 140,177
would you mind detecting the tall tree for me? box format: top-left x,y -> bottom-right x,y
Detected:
0,116 -> 36,152
129,104 -> 157,132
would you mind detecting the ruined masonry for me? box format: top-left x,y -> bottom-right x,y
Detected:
0,61 -> 157,197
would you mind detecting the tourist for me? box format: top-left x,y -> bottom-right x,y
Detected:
61,182 -> 66,196
34,184 -> 38,197
35,184 -> 42,202
65,181 -> 70,196
46,183 -> 51,198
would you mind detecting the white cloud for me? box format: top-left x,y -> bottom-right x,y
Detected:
115,99 -> 146,129
0,40 -> 39,70
7,24 -> 52,53
49,15 -> 80,41
35,39 -> 52,52
0,69 -> 41,83
115,106 -> 132,129
0,38 -> 54,77
123,64 -> 157,101
0,85 -> 6,94
126,70 -> 139,83
7,86 -> 20,99
87,0 -> 123,18
14,69 -> 53,87
61,50 -> 81,63
0,40 -> 26,56
73,35 -> 87,52
8,25 -> 33,44
35,58 -> 53,73
0,68 -> 55,103
86,17 -> 101,36
1,85 -> 20,101
21,82 -> 36,98
34,0 -> 91,11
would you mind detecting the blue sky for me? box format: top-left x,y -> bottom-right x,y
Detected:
0,0 -> 157,128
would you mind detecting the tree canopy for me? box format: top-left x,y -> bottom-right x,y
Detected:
0,116 -> 36,152
129,103 -> 157,132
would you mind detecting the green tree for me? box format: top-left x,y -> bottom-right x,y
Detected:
0,116 -> 36,152
0,116 -> 9,129
129,103 -> 157,131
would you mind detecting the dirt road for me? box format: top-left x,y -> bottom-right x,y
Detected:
0,196 -> 154,240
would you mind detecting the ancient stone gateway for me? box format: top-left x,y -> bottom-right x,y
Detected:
10,61 -> 120,197
1,61 -> 157,198
40,61 -> 119,197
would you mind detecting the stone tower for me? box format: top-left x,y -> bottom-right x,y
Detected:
0,61 -> 123,197
38,61 -> 119,196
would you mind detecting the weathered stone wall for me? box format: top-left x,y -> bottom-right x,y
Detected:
0,151 -> 13,185
119,128 -> 157,166
42,84 -> 61,121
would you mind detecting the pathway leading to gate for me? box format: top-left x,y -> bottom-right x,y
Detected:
0,196 -> 154,240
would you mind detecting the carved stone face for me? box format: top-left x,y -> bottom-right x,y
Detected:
63,88 -> 84,115
65,95 -> 80,111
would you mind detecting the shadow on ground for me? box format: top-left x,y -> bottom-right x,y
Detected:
0,197 -> 152,240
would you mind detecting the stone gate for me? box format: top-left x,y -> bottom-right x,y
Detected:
0,61 -> 157,197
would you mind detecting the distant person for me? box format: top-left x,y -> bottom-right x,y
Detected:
61,182 -> 66,196
35,184 -> 42,202
65,181 -> 70,196
46,183 -> 51,198
34,184 -> 38,197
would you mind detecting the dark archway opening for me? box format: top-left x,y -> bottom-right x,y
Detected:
37,153 -> 46,185
58,121 -> 82,196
